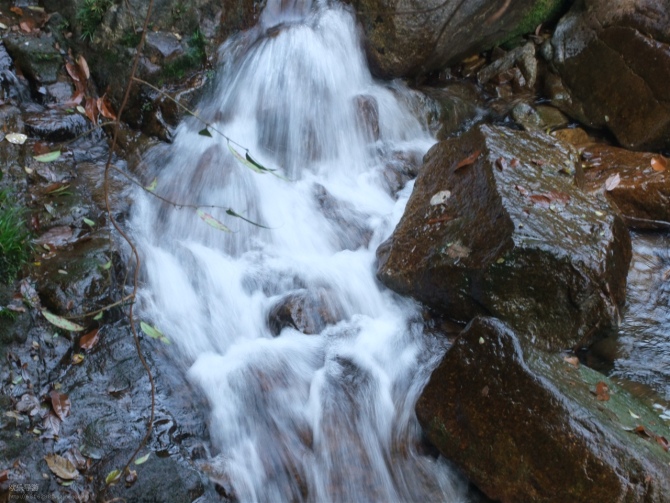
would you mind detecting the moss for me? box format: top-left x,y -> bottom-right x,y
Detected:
0,189 -> 32,284
160,28 -> 207,80
76,0 -> 113,41
501,0 -> 572,46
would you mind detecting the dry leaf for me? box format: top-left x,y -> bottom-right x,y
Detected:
515,185 -> 529,196
656,436 -> 669,452
455,150 -> 481,171
96,95 -> 117,120
563,356 -> 579,367
10,6 -> 24,16
595,381 -> 610,401
77,55 -> 90,80
529,194 -> 552,206
42,412 -> 61,439
79,328 -> 100,350
49,390 -> 71,421
45,454 -> 79,480
605,173 -> 621,191
65,62 -> 81,82
651,157 -> 667,172
495,157 -> 506,171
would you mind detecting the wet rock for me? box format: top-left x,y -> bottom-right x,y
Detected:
549,0 -> 670,150
24,110 -> 90,142
552,127 -> 597,149
581,145 -> 670,229
377,124 -> 631,351
347,0 -> 570,78
416,316 -> 670,503
354,94 -> 380,142
420,83 -> 486,140
478,42 -> 537,90
511,102 -> 543,131
268,287 -> 344,336
313,183 -> 373,251
2,31 -> 62,86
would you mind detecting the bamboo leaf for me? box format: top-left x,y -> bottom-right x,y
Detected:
197,209 -> 232,232
145,178 -> 157,192
42,309 -> 85,332
134,453 -> 151,465
225,209 -> 271,229
34,150 -> 62,163
105,469 -> 121,485
198,128 -> 212,137
83,218 -> 95,227
140,321 -> 162,339
228,143 -> 266,174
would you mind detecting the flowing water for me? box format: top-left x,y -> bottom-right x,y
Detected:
131,2 -> 468,501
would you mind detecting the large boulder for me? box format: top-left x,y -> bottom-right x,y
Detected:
549,0 -> 670,151
581,145 -> 670,230
346,0 -> 571,78
377,124 -> 631,351
416,317 -> 670,503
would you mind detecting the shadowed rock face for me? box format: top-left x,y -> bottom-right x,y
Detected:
416,317 -> 670,503
549,0 -> 670,151
344,0 -> 570,78
377,124 -> 631,351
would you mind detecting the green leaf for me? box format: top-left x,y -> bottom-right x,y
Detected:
145,177 -> 157,192
245,151 -> 274,172
140,321 -> 169,343
198,128 -> 212,137
105,469 -> 121,485
101,260 -> 112,270
83,218 -> 95,227
225,209 -> 271,229
134,453 -> 151,465
197,209 -> 232,232
42,309 -> 85,332
93,312 -> 104,321
34,150 -> 62,163
227,143 -> 266,174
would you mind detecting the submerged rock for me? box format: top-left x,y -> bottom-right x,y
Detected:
25,110 -> 90,142
549,0 -> 670,150
416,317 -> 670,503
581,145 -> 670,230
377,124 -> 631,351
268,287 -> 344,336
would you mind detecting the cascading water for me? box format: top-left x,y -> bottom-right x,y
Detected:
131,2 -> 468,501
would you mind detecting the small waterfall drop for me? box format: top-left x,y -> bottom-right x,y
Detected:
131,2 -> 468,501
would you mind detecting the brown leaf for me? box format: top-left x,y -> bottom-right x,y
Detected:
656,436 -> 669,452
19,20 -> 34,33
531,159 -> 546,166
605,173 -> 621,191
79,328 -> 100,350
495,157 -> 506,171
45,453 -> 79,480
455,150 -> 481,171
514,185 -> 529,196
10,6 -> 24,16
49,390 -> 71,421
651,156 -> 667,172
547,191 -> 571,204
16,393 -> 40,414
595,381 -> 610,401
77,55 -> 90,80
42,412 -> 61,439
0,469 -> 8,483
125,469 -> 138,486
529,194 -> 552,206
84,98 -> 98,125
426,215 -> 454,225
634,425 -> 651,438
96,95 -> 117,120
510,158 -> 520,168
563,355 -> 579,367
65,62 -> 81,82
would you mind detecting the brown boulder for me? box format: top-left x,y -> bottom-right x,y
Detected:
346,0 -> 571,78
582,145 -> 670,229
416,317 -> 670,503
549,0 -> 670,150
377,124 -> 631,351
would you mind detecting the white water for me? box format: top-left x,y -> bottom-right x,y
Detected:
131,2 -> 467,501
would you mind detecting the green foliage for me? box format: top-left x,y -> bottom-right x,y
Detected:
76,0 -> 113,41
0,189 -> 32,284
500,0 -> 571,46
161,28 -> 207,80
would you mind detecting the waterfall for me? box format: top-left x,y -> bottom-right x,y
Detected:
131,1 -> 468,501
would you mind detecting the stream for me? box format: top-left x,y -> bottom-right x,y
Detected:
130,1 -> 468,501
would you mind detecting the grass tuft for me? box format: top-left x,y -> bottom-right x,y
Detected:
0,189 -> 32,284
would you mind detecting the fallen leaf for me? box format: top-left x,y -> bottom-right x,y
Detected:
49,390 -> 71,421
656,436 -> 669,452
510,158 -> 520,168
134,452 -> 151,465
605,173 -> 621,191
45,453 -> 79,480
634,425 -> 652,438
430,190 -> 451,206
629,409 -> 641,419
97,95 -> 117,120
20,20 -> 34,33
42,310 -> 84,332
495,157 -> 506,171
83,217 -> 95,227
16,394 -> 40,414
514,185 -> 529,196
563,356 -> 579,367
34,150 -> 62,163
65,62 -> 81,82
71,353 -> 84,364
529,194 -> 552,206
140,322 -> 171,344
77,55 -> 90,80
42,412 -> 61,439
84,98 -> 98,125
595,381 -> 610,401
10,6 -> 24,16
427,215 -> 454,225
79,328 -> 100,350
5,133 -> 27,144
105,469 -> 121,485
125,469 -> 138,486
0,470 -> 7,483
651,157 -> 667,172
455,150 -> 481,171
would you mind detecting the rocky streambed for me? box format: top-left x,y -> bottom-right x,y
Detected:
1,0 -> 669,502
